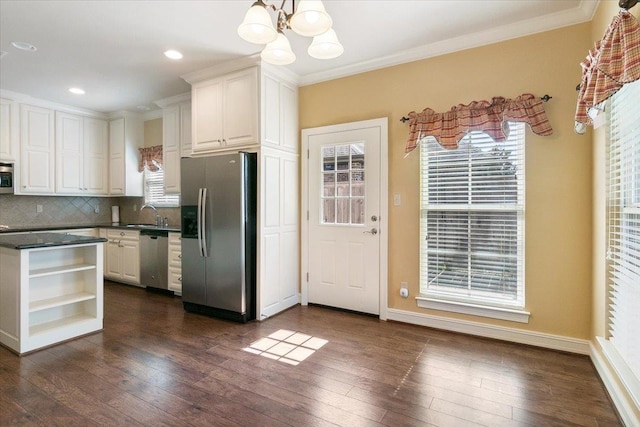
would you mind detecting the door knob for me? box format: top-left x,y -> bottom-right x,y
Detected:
371,215 -> 378,222
363,228 -> 378,235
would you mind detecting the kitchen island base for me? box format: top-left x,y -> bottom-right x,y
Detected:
0,240 -> 104,355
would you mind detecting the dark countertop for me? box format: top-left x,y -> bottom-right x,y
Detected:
0,224 -> 180,234
0,232 -> 108,250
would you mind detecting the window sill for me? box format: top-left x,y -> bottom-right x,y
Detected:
416,296 -> 530,323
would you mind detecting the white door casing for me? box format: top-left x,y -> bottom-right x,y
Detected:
302,118 -> 388,318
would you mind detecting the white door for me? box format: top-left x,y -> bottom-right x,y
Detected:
304,118 -> 388,316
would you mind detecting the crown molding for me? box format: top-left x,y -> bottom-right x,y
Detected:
154,92 -> 191,109
0,89 -> 108,118
181,54 -> 262,84
299,0 -> 600,86
143,109 -> 164,121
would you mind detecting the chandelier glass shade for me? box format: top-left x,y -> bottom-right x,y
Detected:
308,28 -> 343,59
237,0 -> 342,65
237,3 -> 278,44
289,1 -> 332,37
261,31 -> 297,65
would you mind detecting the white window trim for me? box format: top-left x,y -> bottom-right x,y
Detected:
416,296 -> 530,323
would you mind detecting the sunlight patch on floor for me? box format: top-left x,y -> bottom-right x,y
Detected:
243,329 -> 328,365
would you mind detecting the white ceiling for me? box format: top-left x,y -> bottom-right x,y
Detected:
0,0 -> 598,114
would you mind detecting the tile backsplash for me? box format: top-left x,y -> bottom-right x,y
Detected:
0,195 -> 181,229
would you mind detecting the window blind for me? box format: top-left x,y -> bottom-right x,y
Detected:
606,78 -> 640,403
419,123 -> 525,307
144,169 -> 179,207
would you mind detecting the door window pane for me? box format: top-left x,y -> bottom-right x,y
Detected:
351,198 -> 365,224
336,199 -> 349,223
323,199 -> 335,223
322,147 -> 335,171
336,172 -> 349,196
323,173 -> 335,197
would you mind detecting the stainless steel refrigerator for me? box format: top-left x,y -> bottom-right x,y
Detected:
180,152 -> 257,323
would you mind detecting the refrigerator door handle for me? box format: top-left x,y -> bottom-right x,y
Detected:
197,187 -> 204,257
201,187 -> 209,257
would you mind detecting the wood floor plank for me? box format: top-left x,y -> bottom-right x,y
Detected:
192,369 -> 336,427
218,356 -> 388,420
204,364 -> 386,426
0,281 -> 623,427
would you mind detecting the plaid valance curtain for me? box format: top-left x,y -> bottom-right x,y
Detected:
404,93 -> 553,153
575,9 -> 640,134
138,145 -> 163,172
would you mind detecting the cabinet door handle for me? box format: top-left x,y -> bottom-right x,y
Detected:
178,277 -> 182,281
178,254 -> 182,259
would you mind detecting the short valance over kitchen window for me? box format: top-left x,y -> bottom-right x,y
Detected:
574,9 -> 640,134
404,93 -> 553,153
138,145 -> 163,172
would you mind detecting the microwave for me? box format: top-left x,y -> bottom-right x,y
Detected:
0,163 -> 14,194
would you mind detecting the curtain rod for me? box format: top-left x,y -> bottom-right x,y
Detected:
619,0 -> 638,10
399,94 -> 553,123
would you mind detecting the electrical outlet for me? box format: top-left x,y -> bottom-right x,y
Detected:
393,194 -> 401,206
400,282 -> 409,298
133,204 -> 137,212
36,204 -> 43,213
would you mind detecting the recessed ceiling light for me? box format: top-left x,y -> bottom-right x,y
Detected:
69,87 -> 85,95
164,50 -> 183,60
11,41 -> 37,51
136,105 -> 151,111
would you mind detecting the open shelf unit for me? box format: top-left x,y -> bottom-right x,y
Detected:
0,242 -> 104,355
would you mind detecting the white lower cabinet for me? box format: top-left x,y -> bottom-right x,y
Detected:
104,229 -> 140,286
168,232 -> 182,294
0,242 -> 104,355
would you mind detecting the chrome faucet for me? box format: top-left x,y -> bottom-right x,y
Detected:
140,203 -> 161,226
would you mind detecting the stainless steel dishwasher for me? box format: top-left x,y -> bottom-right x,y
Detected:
140,229 -> 168,291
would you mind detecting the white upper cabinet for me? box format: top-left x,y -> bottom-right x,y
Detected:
262,72 -> 298,153
55,112 -> 108,195
191,67 -> 258,153
19,104 -> 55,194
109,113 -> 143,196
0,97 -> 19,162
82,117 -> 109,194
162,104 -> 181,194
180,102 -> 192,158
156,93 -> 191,195
55,112 -> 83,194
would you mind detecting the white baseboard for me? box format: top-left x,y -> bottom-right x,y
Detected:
590,341 -> 640,427
386,308 -> 590,355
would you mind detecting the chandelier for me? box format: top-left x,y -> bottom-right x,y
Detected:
237,0 -> 343,65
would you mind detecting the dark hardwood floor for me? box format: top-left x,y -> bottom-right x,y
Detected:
1,281 -> 622,426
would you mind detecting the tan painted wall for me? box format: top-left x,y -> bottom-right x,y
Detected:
299,23 -> 594,338
144,118 -> 162,147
